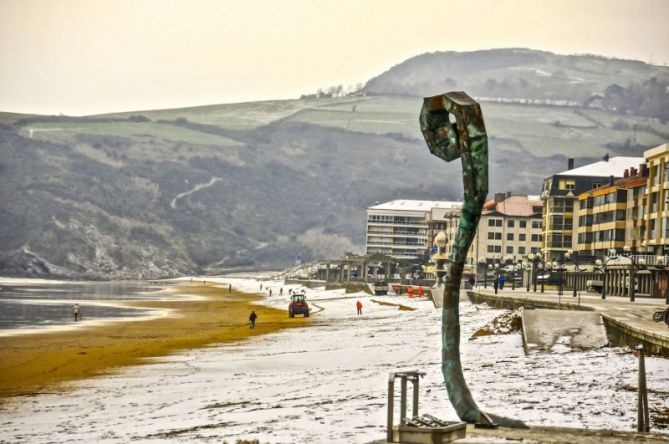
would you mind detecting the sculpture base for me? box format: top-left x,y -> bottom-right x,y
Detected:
392,420 -> 466,443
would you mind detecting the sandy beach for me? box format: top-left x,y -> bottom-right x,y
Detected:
0,282 -> 307,401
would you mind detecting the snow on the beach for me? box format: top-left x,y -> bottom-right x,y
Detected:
1,278 -> 668,443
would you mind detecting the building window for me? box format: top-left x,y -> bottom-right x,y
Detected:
650,219 -> 657,238
488,232 -> 495,240
652,192 -> 659,213
664,162 -> 669,183
531,234 -> 540,242
519,233 -> 526,241
532,220 -> 541,229
494,245 -> 502,253
507,220 -> 515,228
496,219 -> 502,227
506,246 -> 514,254
507,233 -> 514,241
487,245 -> 494,253
559,179 -> 575,190
518,247 -> 526,255
520,220 -> 527,228
531,247 -> 540,254
488,219 -> 497,227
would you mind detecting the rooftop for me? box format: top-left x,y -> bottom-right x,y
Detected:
368,200 -> 462,212
556,156 -> 644,177
483,194 -> 543,217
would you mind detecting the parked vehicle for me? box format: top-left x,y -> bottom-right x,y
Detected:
373,281 -> 388,295
288,294 -> 309,318
653,309 -> 669,327
586,280 -> 604,292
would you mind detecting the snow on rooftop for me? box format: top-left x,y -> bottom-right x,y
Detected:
557,156 -> 644,177
368,199 -> 462,212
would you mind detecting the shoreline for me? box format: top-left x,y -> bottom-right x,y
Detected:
0,287 -> 210,338
0,282 -> 308,401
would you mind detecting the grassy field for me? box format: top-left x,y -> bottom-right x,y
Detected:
99,98 -> 344,129
0,283 -> 308,401
5,95 -> 667,159
283,96 -> 668,158
23,121 -> 242,146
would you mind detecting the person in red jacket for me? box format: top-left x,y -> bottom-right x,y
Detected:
407,286 -> 414,298
356,300 -> 363,316
417,286 -> 424,297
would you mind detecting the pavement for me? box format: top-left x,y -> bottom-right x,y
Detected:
470,286 -> 669,352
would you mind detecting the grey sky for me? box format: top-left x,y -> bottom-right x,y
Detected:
1,0 -> 668,115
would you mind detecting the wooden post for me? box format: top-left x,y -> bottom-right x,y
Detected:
412,376 -> 419,418
400,377 -> 408,423
638,345 -> 650,432
387,375 -> 395,443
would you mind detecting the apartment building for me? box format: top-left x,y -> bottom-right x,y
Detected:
576,170 -> 647,256
426,193 -> 543,264
540,156 -> 644,261
642,143 -> 669,254
365,200 -> 462,260
475,193 -> 544,263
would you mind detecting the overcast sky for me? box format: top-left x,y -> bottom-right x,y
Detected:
1,0 -> 668,116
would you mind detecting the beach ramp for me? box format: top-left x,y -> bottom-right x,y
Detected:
521,309 -> 608,354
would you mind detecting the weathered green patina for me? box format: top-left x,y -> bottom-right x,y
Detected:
419,92 -> 527,428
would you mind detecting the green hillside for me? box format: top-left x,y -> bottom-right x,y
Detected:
1,48 -> 668,278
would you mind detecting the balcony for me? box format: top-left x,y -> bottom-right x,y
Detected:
367,221 -> 428,227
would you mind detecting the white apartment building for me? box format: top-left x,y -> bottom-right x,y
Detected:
366,200 -> 462,260
428,193 -> 543,264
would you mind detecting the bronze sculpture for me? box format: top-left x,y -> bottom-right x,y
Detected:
419,92 -> 527,428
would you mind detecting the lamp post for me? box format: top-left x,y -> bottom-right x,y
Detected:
619,245 -> 646,302
550,251 -> 573,296
492,262 -> 500,292
527,251 -> 547,293
594,256 -> 610,300
507,256 -> 518,290
517,260 -> 532,292
602,246 -> 647,302
563,249 -> 588,298
478,259 -> 487,288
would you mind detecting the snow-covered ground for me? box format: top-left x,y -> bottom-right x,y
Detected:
1,278 -> 668,443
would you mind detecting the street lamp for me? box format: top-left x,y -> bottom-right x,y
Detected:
604,246 -> 647,302
517,260 -> 532,292
527,251 -> 547,293
563,249 -> 588,298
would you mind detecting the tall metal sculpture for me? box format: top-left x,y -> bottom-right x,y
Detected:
419,92 -> 526,428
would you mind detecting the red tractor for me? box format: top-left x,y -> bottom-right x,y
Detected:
289,294 -> 309,318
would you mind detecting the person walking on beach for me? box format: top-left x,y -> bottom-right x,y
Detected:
73,304 -> 80,322
229,284 -> 232,294
356,300 -> 363,316
279,287 -> 283,296
249,311 -> 257,329
269,288 -> 272,297
260,283 -> 263,291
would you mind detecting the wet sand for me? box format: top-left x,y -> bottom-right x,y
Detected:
0,283 -> 306,401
